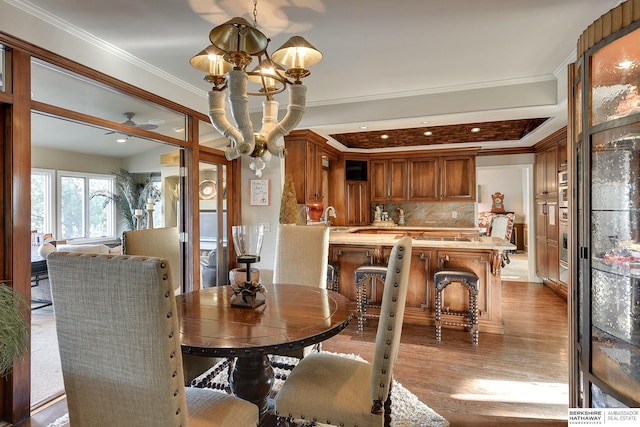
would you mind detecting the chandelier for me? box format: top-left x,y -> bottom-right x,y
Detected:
190,1 -> 322,177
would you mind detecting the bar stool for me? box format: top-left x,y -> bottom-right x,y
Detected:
433,268 -> 480,345
326,262 -> 339,292
354,263 -> 387,332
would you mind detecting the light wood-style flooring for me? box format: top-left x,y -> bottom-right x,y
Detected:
21,280 -> 568,427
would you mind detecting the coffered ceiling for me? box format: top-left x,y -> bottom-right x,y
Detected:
0,0 -> 623,155
330,118 -> 549,151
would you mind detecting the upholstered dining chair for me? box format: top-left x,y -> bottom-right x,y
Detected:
272,224 -> 331,365
122,226 -> 226,384
46,252 -> 259,427
273,224 -> 330,287
122,227 -> 181,294
489,212 -> 516,263
274,236 -> 412,427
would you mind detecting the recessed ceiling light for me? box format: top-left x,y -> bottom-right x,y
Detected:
471,127 -> 481,133
148,119 -> 166,125
423,131 -> 433,136
116,137 -> 128,143
380,134 -> 389,139
421,121 -> 430,125
359,126 -> 368,130
172,127 -> 184,133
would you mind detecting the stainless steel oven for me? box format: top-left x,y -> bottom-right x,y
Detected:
558,171 -> 569,208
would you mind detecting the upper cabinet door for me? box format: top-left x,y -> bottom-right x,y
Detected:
440,155 -> 476,200
370,160 -> 389,202
388,159 -> 407,201
408,158 -> 438,201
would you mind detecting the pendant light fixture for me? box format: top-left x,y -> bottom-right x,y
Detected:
190,1 -> 322,177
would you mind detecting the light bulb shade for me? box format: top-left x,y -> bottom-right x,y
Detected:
232,225 -> 264,258
247,59 -> 286,95
271,36 -> 323,69
209,17 -> 268,56
190,45 -> 233,76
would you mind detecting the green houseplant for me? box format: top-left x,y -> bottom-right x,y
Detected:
91,168 -> 161,231
0,282 -> 29,377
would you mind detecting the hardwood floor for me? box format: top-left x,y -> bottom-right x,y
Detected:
20,280 -> 568,427
323,280 -> 569,427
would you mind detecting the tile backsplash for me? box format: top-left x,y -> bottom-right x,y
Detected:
371,201 -> 475,227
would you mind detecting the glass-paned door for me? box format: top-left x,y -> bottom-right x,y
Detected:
588,127 -> 640,407
198,160 -> 228,288
574,23 -> 640,408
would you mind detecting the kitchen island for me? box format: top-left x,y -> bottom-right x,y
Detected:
328,226 -> 516,334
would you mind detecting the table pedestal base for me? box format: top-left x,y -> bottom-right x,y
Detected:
230,354 -> 274,415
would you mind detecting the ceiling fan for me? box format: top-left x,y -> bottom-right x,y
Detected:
104,112 -> 159,135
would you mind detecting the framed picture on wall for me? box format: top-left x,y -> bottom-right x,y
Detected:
250,179 -> 270,206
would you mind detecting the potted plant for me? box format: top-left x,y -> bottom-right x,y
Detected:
0,282 -> 29,377
91,168 -> 162,231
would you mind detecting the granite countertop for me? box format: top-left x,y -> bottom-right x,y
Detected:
328,226 -> 515,251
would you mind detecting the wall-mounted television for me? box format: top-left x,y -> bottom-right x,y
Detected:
345,159 -> 368,181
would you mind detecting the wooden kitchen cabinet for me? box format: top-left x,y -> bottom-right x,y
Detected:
370,159 -> 407,202
345,181 -> 369,225
535,144 -> 558,199
329,244 -> 381,301
533,130 -> 564,294
284,130 -> 338,205
373,153 -> 476,202
329,240 -> 506,335
440,155 -> 475,200
408,158 -> 438,200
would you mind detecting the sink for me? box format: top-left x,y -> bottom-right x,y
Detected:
414,236 -> 471,242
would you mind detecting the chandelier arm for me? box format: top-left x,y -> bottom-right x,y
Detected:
227,70 -> 256,156
208,90 -> 244,148
266,84 -> 307,158
259,100 -> 279,136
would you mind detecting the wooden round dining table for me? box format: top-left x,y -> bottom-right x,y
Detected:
176,283 -> 354,415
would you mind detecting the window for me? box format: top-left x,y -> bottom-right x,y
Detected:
57,171 -> 116,241
31,169 -> 55,235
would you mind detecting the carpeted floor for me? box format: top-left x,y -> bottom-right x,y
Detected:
31,305 -> 64,407
500,252 -> 529,282
192,353 -> 449,427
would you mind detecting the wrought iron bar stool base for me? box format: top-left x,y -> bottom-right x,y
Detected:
434,268 -> 480,345
354,263 -> 387,332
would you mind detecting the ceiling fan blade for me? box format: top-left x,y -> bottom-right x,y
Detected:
136,123 -> 158,131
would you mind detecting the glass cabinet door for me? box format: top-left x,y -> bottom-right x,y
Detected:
587,127 -> 640,407
575,23 -> 640,408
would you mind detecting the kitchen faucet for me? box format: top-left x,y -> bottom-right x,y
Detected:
321,206 -> 337,225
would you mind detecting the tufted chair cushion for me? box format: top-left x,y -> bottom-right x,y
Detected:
274,236 -> 412,427
47,252 -> 258,427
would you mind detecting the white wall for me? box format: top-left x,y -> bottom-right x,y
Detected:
240,157 -> 285,284
477,153 -> 539,282
32,146 -> 123,173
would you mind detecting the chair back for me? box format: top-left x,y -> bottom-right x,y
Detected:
490,213 -> 515,241
273,225 -> 329,287
123,227 -> 180,293
47,252 -> 188,426
370,236 -> 412,404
